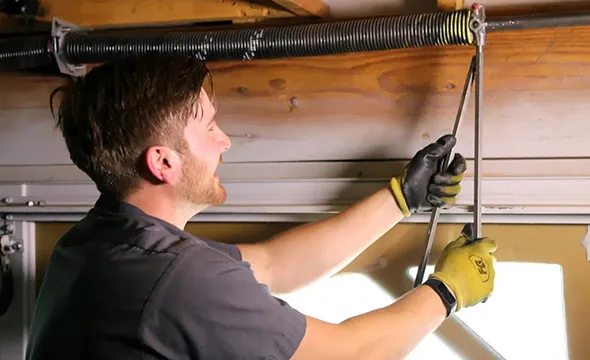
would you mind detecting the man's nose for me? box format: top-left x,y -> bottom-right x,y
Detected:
219,131 -> 231,152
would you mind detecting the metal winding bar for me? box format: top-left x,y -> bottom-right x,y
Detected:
472,4 -> 486,240
413,55 -> 476,288
414,3 -> 488,287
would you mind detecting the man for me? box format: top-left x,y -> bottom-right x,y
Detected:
27,54 -> 497,360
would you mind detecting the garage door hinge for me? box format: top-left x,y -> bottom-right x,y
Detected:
0,218 -> 20,316
1,220 -> 23,255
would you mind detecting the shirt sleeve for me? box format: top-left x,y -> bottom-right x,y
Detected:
139,243 -> 307,360
199,237 -> 242,261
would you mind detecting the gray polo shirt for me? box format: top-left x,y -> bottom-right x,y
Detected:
26,195 -> 307,359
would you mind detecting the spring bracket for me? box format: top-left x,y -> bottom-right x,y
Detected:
470,3 -> 487,46
51,17 -> 87,77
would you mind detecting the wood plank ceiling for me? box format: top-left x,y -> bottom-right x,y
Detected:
1,0 -> 590,171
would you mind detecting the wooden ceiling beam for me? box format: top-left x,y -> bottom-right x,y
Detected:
437,0 -> 465,12
269,0 -> 330,17
33,0 -> 299,28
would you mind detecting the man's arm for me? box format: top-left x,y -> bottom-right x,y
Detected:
238,134 -> 467,294
294,285 -> 447,360
238,186 -> 403,294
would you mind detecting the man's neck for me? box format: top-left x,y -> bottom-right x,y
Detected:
122,189 -> 195,230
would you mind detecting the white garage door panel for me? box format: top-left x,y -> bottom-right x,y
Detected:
0,159 -> 588,186
0,160 -> 588,218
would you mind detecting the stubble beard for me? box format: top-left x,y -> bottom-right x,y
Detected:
179,153 -> 227,212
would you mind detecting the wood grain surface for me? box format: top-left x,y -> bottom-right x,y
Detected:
35,0 -> 297,27
269,0 -> 331,17
438,0 -> 465,11
2,25 -> 590,164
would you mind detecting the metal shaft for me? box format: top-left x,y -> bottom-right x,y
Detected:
472,4 -> 486,240
474,44 -> 484,239
486,11 -> 590,32
413,56 -> 476,288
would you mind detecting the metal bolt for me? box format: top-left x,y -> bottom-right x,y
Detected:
11,242 -> 23,252
3,198 -> 13,204
4,215 -> 13,221
289,96 -> 300,108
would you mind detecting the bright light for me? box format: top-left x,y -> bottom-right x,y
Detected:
277,273 -> 463,359
276,273 -> 395,324
408,263 -> 568,360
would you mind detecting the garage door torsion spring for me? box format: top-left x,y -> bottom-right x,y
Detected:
0,10 -> 473,70
63,10 -> 473,64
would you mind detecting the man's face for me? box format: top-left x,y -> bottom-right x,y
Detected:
178,88 -> 231,208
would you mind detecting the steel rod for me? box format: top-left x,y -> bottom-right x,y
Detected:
471,4 -> 486,240
413,56 -> 476,288
486,12 -> 590,32
474,43 -> 484,239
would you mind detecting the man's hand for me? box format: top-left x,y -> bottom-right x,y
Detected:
429,223 -> 497,311
390,134 -> 466,217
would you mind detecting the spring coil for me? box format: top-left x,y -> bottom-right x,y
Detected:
0,35 -> 53,70
63,10 -> 473,64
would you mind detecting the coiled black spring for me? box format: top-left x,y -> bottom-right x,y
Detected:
0,10 -> 473,70
0,35 -> 53,70
63,10 -> 473,64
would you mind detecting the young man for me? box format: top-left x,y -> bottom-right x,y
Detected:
27,54 -> 497,360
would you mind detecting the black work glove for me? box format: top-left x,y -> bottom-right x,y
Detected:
390,134 -> 467,217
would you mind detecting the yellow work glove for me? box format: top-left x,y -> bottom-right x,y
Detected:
390,134 -> 466,217
429,224 -> 497,311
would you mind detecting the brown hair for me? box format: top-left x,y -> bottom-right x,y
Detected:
50,54 -> 214,198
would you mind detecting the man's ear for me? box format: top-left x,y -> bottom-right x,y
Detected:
144,146 -> 182,185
